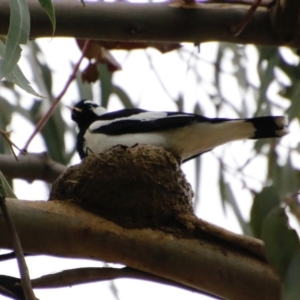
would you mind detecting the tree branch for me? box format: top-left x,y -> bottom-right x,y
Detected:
0,199 -> 280,300
0,153 -> 66,183
31,266 -> 221,299
0,1 -> 299,47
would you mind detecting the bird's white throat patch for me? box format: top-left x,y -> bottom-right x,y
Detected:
92,106 -> 107,116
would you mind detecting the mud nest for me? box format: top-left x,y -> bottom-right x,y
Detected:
49,145 -> 194,229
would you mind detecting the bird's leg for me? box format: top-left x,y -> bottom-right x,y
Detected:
86,147 -> 94,156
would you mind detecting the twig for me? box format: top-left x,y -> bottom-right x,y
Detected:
0,196 -> 36,300
231,0 -> 263,36
23,40 -> 91,151
0,130 -> 25,161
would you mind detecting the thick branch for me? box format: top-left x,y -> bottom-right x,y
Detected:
0,199 -> 280,300
31,266 -> 214,297
0,153 -> 66,183
0,1 -> 300,47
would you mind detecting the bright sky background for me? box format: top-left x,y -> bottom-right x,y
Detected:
1,36 -> 299,300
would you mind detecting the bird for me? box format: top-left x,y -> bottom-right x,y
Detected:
70,99 -> 289,162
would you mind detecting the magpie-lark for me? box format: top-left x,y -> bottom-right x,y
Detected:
70,99 -> 289,162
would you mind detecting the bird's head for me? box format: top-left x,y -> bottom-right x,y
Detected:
69,99 -> 107,129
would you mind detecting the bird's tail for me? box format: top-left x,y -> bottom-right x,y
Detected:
245,116 -> 289,139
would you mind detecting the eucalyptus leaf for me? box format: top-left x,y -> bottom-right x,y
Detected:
26,42 -> 53,98
0,170 -> 17,198
6,64 -> 43,98
283,252 -> 300,300
193,103 -> 202,211
38,0 -> 56,36
250,186 -> 281,238
256,47 -> 278,116
0,0 -> 30,79
287,83 -> 300,121
280,157 -> 300,197
30,100 -> 69,164
218,166 -> 227,214
262,207 -> 300,279
112,85 -> 135,108
278,51 -> 300,80
98,63 -> 113,108
0,40 -> 42,97
75,69 -> 93,100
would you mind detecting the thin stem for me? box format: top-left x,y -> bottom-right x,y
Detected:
0,130 -> 25,161
0,196 -> 36,300
232,0 -> 263,36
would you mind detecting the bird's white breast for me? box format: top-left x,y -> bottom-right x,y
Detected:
83,130 -> 169,155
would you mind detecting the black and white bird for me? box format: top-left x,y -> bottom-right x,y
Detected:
70,99 -> 289,162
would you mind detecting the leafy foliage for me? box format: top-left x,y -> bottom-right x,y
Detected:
0,2 -> 300,299
38,0 -> 56,36
262,207 -> 300,300
0,170 -> 17,198
250,186 -> 281,238
1,39 -> 300,299
0,0 -> 30,80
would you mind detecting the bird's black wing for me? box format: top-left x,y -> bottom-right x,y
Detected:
98,108 -> 149,120
91,110 -> 213,135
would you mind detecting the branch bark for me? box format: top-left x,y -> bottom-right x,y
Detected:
270,0 -> 300,43
0,199 -> 280,300
0,153 -> 66,183
0,1 -> 299,47
31,266 -> 217,298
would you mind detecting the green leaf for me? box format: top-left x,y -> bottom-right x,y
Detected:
98,63 -> 113,108
0,40 -> 41,97
30,100 -> 69,164
0,171 -> 17,198
267,152 -> 300,199
283,252 -> 300,300
0,0 -> 30,79
38,0 -> 56,36
262,207 -> 300,279
278,50 -> 300,80
287,83 -> 300,121
26,41 -> 53,98
280,157 -> 300,197
75,69 -> 93,100
250,186 -> 281,238
255,47 -> 278,116
112,85 -> 135,108
6,64 -> 43,97
193,103 -> 202,210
